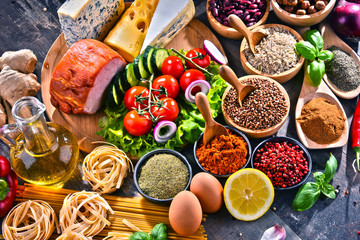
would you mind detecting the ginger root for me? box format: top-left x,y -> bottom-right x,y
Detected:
0,101 -> 6,126
0,65 -> 40,106
0,49 -> 37,74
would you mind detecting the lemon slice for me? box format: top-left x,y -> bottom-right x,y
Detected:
224,168 -> 274,221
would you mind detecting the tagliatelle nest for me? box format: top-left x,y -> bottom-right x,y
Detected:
2,200 -> 59,240
82,143 -> 133,194
56,229 -> 91,240
59,191 -> 114,237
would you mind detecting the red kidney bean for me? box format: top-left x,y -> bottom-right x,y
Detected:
209,0 -> 267,27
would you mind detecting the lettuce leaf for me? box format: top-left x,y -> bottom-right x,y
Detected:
98,61 -> 227,157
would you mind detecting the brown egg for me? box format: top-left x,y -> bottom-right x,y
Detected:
190,172 -> 223,213
169,191 -> 202,236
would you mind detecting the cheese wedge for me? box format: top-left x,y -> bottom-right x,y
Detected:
104,0 -> 159,62
140,0 -> 195,53
58,0 -> 125,46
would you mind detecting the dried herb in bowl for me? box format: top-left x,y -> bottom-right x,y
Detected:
138,154 -> 189,199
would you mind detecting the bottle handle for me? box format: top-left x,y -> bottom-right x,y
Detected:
0,123 -> 18,146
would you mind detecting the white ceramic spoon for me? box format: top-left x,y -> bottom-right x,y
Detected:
319,22 -> 360,99
295,64 -> 349,149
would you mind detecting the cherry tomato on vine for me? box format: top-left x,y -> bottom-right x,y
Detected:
185,48 -> 211,69
161,56 -> 184,79
179,69 -> 206,92
124,86 -> 149,111
151,98 -> 179,122
124,110 -> 153,136
152,75 -> 179,99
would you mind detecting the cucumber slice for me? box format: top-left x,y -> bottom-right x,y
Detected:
134,54 -> 150,79
113,72 -> 124,94
120,70 -> 131,93
107,82 -> 119,108
150,48 -> 170,74
125,63 -> 139,87
143,46 -> 155,74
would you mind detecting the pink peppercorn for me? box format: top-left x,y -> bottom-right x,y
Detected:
253,140 -> 309,188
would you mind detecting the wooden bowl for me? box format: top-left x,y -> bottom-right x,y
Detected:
206,0 -> 270,40
221,75 -> 290,138
240,24 -> 305,83
271,0 -> 336,27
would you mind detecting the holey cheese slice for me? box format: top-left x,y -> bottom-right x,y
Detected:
104,0 -> 159,62
140,0 -> 195,53
58,0 -> 125,46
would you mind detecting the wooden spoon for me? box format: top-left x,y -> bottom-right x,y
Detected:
295,63 -> 349,149
319,22 -> 360,99
195,92 -> 229,146
219,65 -> 255,107
228,14 -> 266,54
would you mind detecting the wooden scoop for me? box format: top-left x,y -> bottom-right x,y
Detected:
319,22 -> 360,99
195,92 -> 229,146
228,14 -> 266,54
219,65 -> 255,107
295,63 -> 349,149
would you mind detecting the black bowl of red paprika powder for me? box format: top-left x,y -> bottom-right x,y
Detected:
251,136 -> 312,190
194,126 -> 252,178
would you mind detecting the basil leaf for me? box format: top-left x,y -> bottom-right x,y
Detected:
129,232 -> 151,240
307,60 -> 325,87
321,183 -> 336,199
324,153 -> 338,183
292,182 -> 321,211
151,223 -> 167,240
313,172 -> 325,186
305,29 -> 324,52
295,41 -> 317,60
318,50 -> 334,62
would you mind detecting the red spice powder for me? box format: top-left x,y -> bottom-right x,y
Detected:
196,131 -> 248,175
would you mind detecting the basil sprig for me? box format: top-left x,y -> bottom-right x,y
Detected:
295,30 -> 333,87
292,153 -> 337,211
129,223 -> 168,240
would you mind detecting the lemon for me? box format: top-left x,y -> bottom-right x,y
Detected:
224,168 -> 274,221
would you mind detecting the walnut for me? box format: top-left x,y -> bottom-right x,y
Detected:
307,5 -> 317,13
301,1 -> 310,9
315,0 -> 326,10
296,9 -> 307,14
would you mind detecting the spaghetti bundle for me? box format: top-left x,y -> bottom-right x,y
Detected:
16,184 -> 208,239
59,191 -> 114,237
55,229 -> 90,240
82,143 -> 133,194
2,200 -> 59,240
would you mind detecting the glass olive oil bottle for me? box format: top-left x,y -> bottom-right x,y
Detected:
2,97 -> 79,186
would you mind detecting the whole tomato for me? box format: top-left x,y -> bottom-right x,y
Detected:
124,110 -> 153,136
152,75 -> 179,99
179,69 -> 206,92
185,48 -> 211,69
151,98 -> 179,122
124,86 -> 149,111
161,56 -> 184,79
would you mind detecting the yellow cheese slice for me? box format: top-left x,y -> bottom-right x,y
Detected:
104,0 -> 159,62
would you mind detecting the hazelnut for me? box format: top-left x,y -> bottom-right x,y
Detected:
301,1 -> 310,9
307,5 -> 317,13
285,5 -> 295,12
315,0 -> 326,10
296,9 -> 307,14
288,0 -> 298,6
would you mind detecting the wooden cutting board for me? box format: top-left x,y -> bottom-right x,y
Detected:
41,18 -> 226,154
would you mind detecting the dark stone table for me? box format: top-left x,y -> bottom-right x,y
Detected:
0,0 -> 359,239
